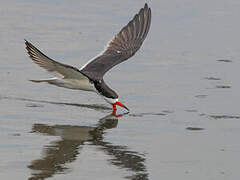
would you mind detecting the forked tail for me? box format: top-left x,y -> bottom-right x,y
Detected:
29,78 -> 58,83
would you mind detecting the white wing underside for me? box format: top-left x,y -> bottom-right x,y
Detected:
25,41 -> 95,91
30,76 -> 95,91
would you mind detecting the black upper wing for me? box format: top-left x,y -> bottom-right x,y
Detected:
80,3 -> 151,80
25,40 -> 87,79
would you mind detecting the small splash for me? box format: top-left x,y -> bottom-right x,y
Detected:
216,85 -> 231,89
217,59 -> 232,63
205,77 -> 221,81
210,115 -> 240,119
186,127 -> 204,131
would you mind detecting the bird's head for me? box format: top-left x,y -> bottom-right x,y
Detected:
94,79 -> 129,112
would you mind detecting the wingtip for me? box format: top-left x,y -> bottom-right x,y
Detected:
144,3 -> 151,13
24,39 -> 34,48
29,79 -> 41,83
25,40 -> 35,52
24,39 -> 31,47
144,3 -> 149,9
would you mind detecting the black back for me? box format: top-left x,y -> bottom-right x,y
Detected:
93,79 -> 118,99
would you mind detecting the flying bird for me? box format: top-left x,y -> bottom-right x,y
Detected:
25,3 -> 151,113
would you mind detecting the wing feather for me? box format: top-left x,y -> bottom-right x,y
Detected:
81,3 -> 151,80
25,40 -> 86,80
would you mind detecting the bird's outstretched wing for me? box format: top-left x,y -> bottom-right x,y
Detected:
80,3 -> 151,80
25,40 -> 86,80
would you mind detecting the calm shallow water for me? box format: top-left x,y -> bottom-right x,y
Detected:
1,0 -> 240,179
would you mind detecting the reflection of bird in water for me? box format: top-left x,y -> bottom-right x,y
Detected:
25,3 -> 151,112
28,113 -> 148,180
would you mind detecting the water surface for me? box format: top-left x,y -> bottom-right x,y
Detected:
1,0 -> 240,179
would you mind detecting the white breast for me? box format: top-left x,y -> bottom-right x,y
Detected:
102,96 -> 118,104
60,78 -> 95,91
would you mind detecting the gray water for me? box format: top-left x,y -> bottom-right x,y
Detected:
1,0 -> 240,179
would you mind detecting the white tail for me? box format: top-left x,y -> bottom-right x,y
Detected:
29,77 -> 58,83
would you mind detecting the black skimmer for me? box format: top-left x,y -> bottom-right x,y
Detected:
25,3 -> 151,113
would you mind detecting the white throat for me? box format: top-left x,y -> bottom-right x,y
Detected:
93,85 -> 118,104
103,97 -> 118,105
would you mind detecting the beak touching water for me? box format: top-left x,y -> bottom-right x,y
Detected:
113,101 -> 129,112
